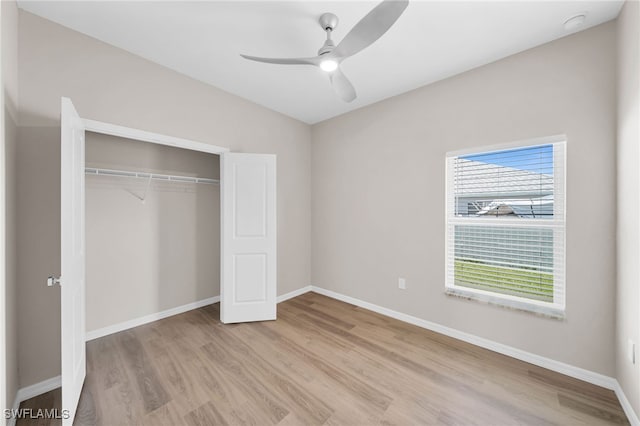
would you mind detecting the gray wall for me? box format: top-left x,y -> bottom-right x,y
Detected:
85,134 -> 219,332
616,0 -> 640,415
16,127 -> 61,388
311,22 -> 617,375
17,10 -> 311,387
2,0 -> 19,413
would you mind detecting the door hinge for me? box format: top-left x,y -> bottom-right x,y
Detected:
47,276 -> 61,287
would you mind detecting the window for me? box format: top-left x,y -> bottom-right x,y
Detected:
445,137 -> 566,317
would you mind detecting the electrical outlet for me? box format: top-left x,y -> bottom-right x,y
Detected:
628,339 -> 636,364
398,278 -> 406,290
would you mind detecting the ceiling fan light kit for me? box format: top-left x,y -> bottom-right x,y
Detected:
320,60 -> 338,72
240,0 -> 409,103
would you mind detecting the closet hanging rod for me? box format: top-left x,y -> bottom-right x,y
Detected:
85,167 -> 220,185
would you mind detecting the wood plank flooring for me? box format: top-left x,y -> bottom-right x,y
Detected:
18,292 -> 629,425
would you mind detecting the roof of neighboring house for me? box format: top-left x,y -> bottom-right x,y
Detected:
454,159 -> 554,198
476,195 -> 554,218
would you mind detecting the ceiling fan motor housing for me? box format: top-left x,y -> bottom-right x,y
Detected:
319,13 -> 339,31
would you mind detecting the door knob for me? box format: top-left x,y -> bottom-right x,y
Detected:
47,276 -> 61,287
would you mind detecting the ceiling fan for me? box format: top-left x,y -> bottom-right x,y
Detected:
240,0 -> 409,103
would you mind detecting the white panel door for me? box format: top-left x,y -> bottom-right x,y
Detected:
60,97 -> 86,425
221,153 -> 276,323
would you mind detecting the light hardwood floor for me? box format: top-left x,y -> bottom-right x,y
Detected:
18,292 -> 629,425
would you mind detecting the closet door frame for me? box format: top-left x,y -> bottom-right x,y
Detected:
62,97 -> 277,425
63,97 -> 276,424
83,119 -> 229,156
81,113 -> 232,325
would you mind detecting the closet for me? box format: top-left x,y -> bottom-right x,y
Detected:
84,133 -> 220,335
59,97 -> 277,425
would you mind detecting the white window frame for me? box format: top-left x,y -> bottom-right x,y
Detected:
445,135 -> 567,318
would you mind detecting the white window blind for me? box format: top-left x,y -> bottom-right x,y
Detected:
445,137 -> 566,316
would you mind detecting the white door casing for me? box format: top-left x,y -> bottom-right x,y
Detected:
60,97 -> 86,426
221,153 -> 277,323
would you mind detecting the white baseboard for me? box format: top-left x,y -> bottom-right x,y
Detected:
85,296 -> 220,341
12,286 -> 315,414
277,285 -> 312,303
614,381 -> 640,426
8,376 -> 62,426
310,286 -> 639,425
310,286 -> 614,388
16,286 -> 639,425
86,285 -> 313,342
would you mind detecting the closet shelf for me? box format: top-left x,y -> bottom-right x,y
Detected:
85,167 -> 220,185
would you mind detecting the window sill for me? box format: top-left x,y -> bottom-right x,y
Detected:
445,287 -> 566,320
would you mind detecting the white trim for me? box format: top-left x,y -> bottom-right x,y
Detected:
8,376 -> 62,426
447,216 -> 565,228
85,286 -> 313,341
445,287 -> 565,319
277,286 -> 312,303
15,376 -> 61,405
13,286 -> 639,425
310,286 -> 614,387
614,381 -> 640,426
311,286 -> 639,423
85,296 -> 220,341
82,118 -> 229,155
445,138 -> 567,316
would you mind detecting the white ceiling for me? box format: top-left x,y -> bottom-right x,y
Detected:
18,1 -> 623,124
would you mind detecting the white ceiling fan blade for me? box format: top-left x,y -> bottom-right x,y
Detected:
240,54 -> 320,66
330,67 -> 357,102
332,0 -> 409,59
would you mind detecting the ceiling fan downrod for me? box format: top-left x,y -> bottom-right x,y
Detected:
318,13 -> 338,55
